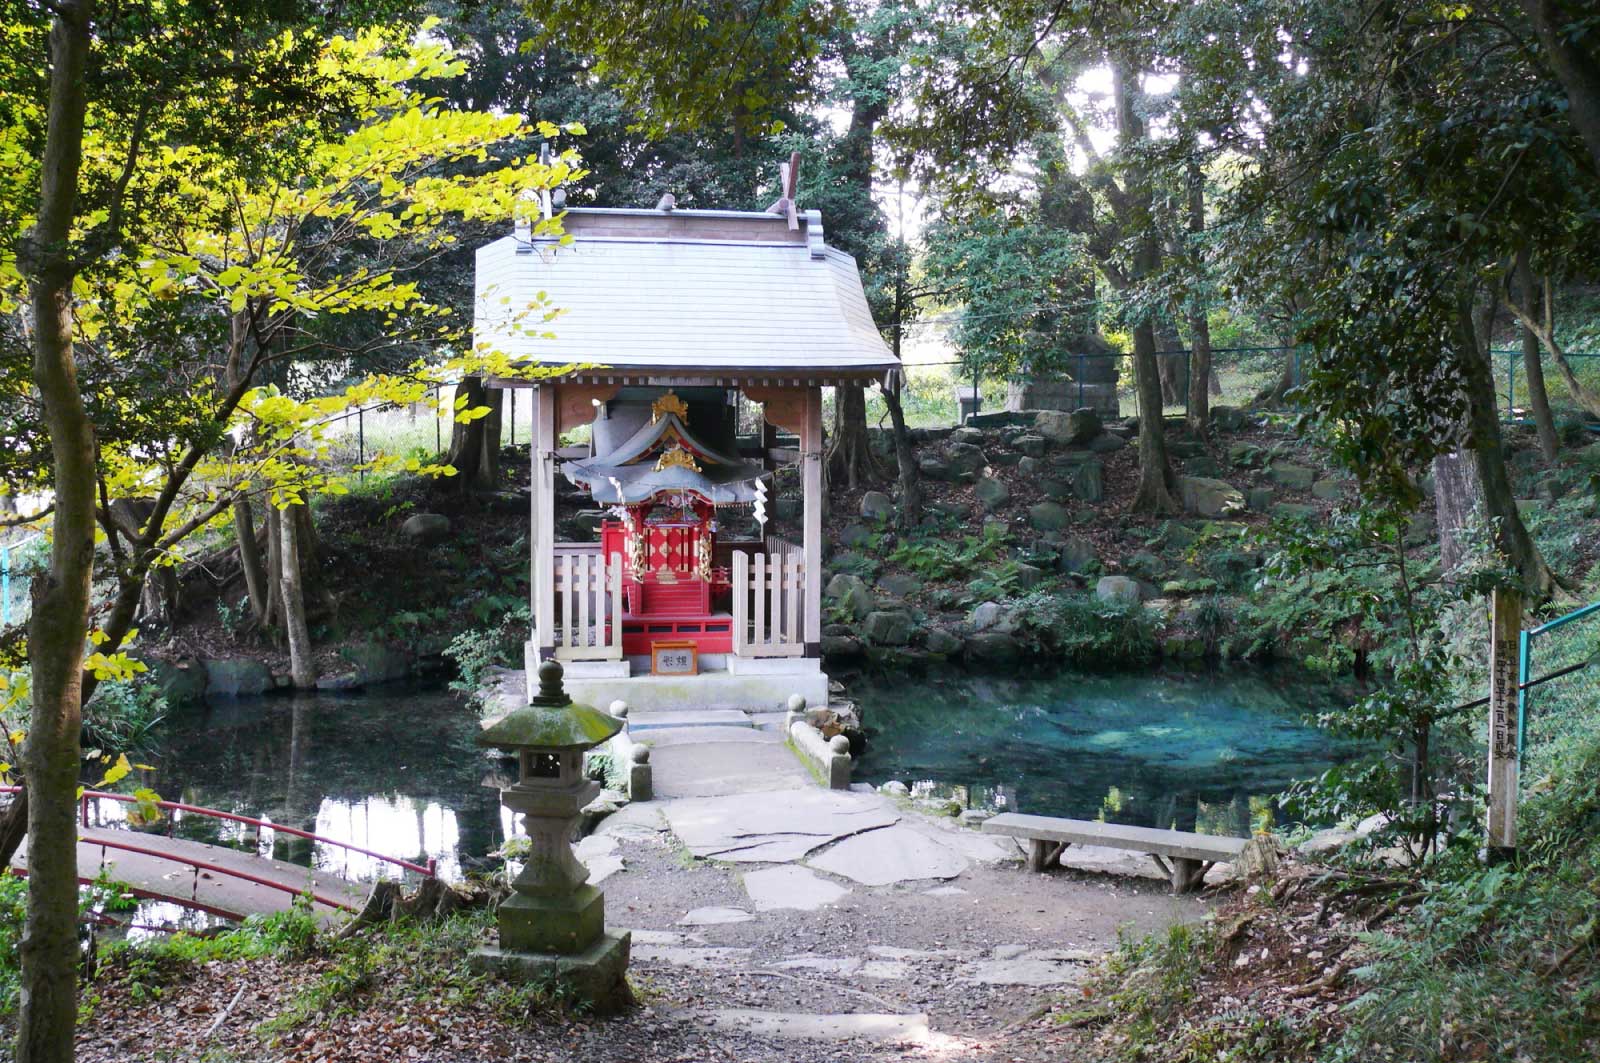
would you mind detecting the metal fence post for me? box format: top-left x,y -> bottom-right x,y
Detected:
357,407 -> 366,481
510,389 -> 516,446
1517,627 -> 1532,758
435,386 -> 442,454
1077,353 -> 1085,410
1507,351 -> 1515,422
1,545 -> 9,628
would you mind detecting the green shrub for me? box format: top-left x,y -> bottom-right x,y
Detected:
1010,592 -> 1159,668
82,676 -> 167,753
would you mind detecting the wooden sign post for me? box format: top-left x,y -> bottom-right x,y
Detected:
1486,587 -> 1522,863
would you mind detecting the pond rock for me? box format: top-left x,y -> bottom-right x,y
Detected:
945,442 -> 990,482
1057,536 -> 1097,574
1246,486 -> 1275,512
1179,476 -> 1246,518
824,573 -> 875,620
1087,432 -> 1127,453
974,476 -> 1012,511
1041,477 -> 1075,502
876,572 -> 923,598
1029,501 -> 1071,532
1074,460 -> 1105,502
1267,463 -> 1315,490
839,523 -> 874,548
342,639 -> 411,684
919,454 -> 952,480
863,610 -> 914,646
202,657 -> 274,698
147,656 -> 207,707
1017,456 -> 1043,478
859,491 -> 894,520
923,626 -> 964,656
1035,407 -> 1102,445
1013,433 -> 1048,458
963,631 -> 1022,665
1096,575 -> 1143,605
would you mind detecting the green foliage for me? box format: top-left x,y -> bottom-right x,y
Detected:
0,872 -> 24,1016
81,675 -> 168,753
1009,592 -> 1159,669
889,523 -> 1009,581
444,620 -> 520,702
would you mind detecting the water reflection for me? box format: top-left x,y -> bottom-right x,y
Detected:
114,685 -> 503,882
852,668 -> 1363,835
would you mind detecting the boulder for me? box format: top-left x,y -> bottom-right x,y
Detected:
342,640 -> 411,684
1179,476 -> 1246,518
825,573 -> 875,620
1270,502 -> 1319,522
839,523 -> 874,548
1013,562 -> 1045,590
401,512 -> 451,545
1042,478 -> 1074,502
1096,575 -> 1143,605
990,451 -> 1022,468
862,610 -> 914,646
945,442 -> 989,482
963,631 -> 1022,666
1210,405 -> 1247,432
919,454 -> 952,481
1073,460 -> 1105,503
1184,456 -> 1224,478
1058,536 -> 1096,574
202,657 -> 274,698
148,656 -> 207,707
950,426 -> 987,446
1013,434 -> 1048,458
974,476 -> 1011,511
1125,550 -> 1164,581
876,572 -> 923,598
1267,463 -> 1316,490
1310,479 -> 1343,501
923,627 -> 964,656
820,635 -> 865,660
1227,442 -> 1262,468
1246,486 -> 1274,512
929,500 -> 969,519
1017,456 -> 1043,478
859,491 -> 894,520
968,601 -> 1006,631
1087,433 -> 1127,454
1028,501 -> 1071,532
1035,407 -> 1103,445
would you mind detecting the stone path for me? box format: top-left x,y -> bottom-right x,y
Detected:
581,708 -> 1217,1054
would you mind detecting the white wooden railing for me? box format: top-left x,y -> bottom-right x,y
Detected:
732,549 -> 804,657
553,553 -> 623,661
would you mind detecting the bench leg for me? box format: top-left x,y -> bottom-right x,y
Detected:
1027,840 -> 1069,872
1169,857 -> 1214,893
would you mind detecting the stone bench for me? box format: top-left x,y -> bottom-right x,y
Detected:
982,813 -> 1248,893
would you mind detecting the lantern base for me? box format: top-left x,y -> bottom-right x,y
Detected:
471,930 -> 633,1013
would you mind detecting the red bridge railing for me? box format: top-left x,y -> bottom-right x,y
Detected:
2,785 -> 437,880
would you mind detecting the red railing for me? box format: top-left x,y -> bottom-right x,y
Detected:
1,785 -> 436,879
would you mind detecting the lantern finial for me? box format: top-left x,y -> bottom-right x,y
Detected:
533,659 -> 567,706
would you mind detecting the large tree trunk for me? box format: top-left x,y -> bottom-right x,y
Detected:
18,5 -> 95,1060
445,377 -> 504,490
233,496 -> 270,622
1523,0 -> 1600,176
1514,255 -> 1559,460
278,504 -> 317,688
1131,321 -> 1182,514
827,386 -> 879,490
1432,450 -> 1484,575
1456,296 -> 1555,600
881,381 -> 922,529
1185,163 -> 1213,435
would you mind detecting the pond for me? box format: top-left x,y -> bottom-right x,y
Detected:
850,668 -> 1364,837
110,667 -> 1360,895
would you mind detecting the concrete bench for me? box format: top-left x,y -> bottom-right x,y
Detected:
982,813 -> 1248,893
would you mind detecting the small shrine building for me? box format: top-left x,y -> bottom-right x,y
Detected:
476,198 -> 900,710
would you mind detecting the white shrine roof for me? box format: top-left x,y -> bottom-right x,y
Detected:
474,207 -> 900,385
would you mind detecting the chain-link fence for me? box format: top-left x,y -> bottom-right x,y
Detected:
1,533 -> 44,631
1518,602 -> 1600,783
1494,348 -> 1600,427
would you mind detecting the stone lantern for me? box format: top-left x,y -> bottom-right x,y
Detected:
471,659 -> 630,1009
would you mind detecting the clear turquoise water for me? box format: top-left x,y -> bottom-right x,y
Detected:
850,668 -> 1364,835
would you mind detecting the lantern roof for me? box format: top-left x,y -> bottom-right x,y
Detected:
477,661 -> 623,753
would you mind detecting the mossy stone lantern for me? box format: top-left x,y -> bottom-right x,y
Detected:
470,659 -> 631,1009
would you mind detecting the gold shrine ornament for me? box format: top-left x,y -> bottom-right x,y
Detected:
654,444 -> 702,473
651,391 -> 689,423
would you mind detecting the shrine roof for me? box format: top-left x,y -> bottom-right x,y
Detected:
474,207 -> 899,384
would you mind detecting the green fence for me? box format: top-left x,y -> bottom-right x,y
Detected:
1518,600 -> 1600,779
1495,348 -> 1600,427
1,534 -> 42,630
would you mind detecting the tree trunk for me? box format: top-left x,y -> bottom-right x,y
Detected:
1514,255 -> 1559,459
233,496 -> 270,622
827,386 -> 879,490
1457,296 -> 1555,600
18,5 -> 95,1060
1111,56 -> 1180,515
278,504 -> 317,688
1432,450 -> 1484,576
445,377 -> 504,490
0,785 -> 27,872
1523,0 -> 1600,176
881,381 -> 922,529
1156,321 -> 1188,408
1185,163 -> 1213,435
